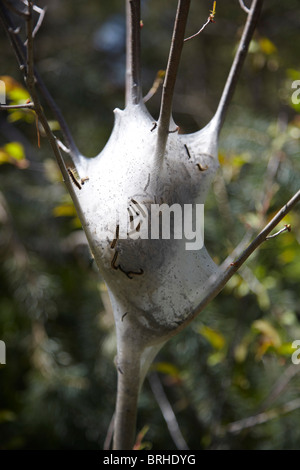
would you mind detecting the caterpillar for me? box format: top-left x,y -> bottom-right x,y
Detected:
110,249 -> 144,279
80,176 -> 89,185
184,144 -> 191,159
67,168 -> 82,189
110,225 -> 119,249
196,163 -> 208,172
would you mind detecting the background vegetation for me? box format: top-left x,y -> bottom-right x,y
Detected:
0,0 -> 299,450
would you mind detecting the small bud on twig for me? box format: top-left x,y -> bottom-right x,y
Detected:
266,224 -> 292,240
184,1 -> 216,43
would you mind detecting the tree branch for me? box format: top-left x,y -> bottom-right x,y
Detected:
0,103 -> 34,109
113,348 -> 141,450
31,4 -> 47,39
226,397 -> 300,434
171,188 -> 300,337
183,17 -> 211,43
143,70 -> 165,104
125,0 -> 142,106
184,1 -> 216,43
148,372 -> 189,450
155,0 -> 191,162
213,0 -> 264,135
25,1 -> 34,80
103,412 -> 115,450
258,365 -> 300,412
2,0 -> 28,18
21,2 -> 65,178
12,1 -> 94,260
0,2 -> 82,164
239,0 -> 250,14
0,5 -> 25,69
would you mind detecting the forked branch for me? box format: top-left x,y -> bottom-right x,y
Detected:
0,1 -> 82,163
0,0 -> 88,208
239,0 -> 251,14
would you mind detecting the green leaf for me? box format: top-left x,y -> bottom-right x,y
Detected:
151,361 -> 181,380
53,203 -> 77,218
252,319 -> 281,347
252,320 -> 282,359
276,343 -> 297,356
0,75 -> 30,103
207,350 -> 225,366
198,325 -> 226,350
286,69 -> 300,81
9,88 -> 30,103
259,37 -> 277,55
7,110 -> 35,124
4,142 -> 25,160
0,142 -> 28,168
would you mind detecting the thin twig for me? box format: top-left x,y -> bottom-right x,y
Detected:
196,189 -> 300,316
23,2 -> 47,44
56,137 -> 71,154
25,1 -> 34,78
156,0 -> 191,161
19,2 -> 71,190
214,0 -> 264,135
103,412 -> 115,450
0,0 -> 95,273
221,116 -> 287,267
126,0 -> 142,106
170,188 -> 300,339
0,103 -> 34,109
239,0 -> 250,14
206,145 -> 288,442
259,365 -> 300,412
143,70 -> 165,103
32,5 -> 46,39
184,17 -> 210,43
226,398 -> 300,434
0,2 -> 82,163
184,2 -> 216,43
0,6 -> 25,68
257,114 -> 287,217
213,175 -> 237,244
148,372 -> 189,450
266,224 -> 291,240
2,0 -> 28,18
218,364 -> 300,441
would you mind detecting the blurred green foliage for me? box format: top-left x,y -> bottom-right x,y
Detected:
0,0 -> 299,450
